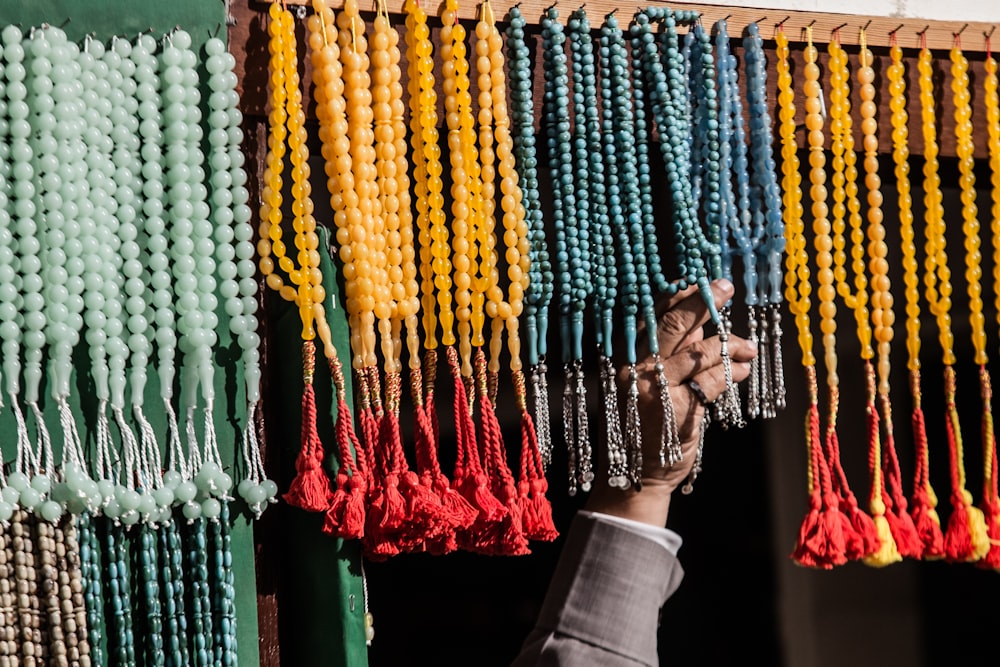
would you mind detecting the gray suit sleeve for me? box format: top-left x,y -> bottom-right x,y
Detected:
511,513 -> 684,666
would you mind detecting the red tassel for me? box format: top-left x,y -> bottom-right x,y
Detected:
792,400 -> 846,568
878,393 -> 922,558
910,398 -> 945,559
518,401 -> 557,542
839,495 -> 880,561
283,377 -> 334,512
978,500 -> 1000,570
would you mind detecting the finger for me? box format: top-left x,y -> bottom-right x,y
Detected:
684,359 -> 752,406
651,280 -> 736,359
653,334 -> 757,384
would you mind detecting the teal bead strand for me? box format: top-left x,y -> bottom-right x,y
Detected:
78,514 -> 104,667
185,517 -> 214,667
212,502 -> 238,667
139,524 -> 165,667
103,520 -> 136,667
160,518 -> 191,667
744,21 -> 786,415
541,7 -> 586,497
506,7 -> 553,471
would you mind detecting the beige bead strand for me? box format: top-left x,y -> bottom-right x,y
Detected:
55,520 -> 89,667
35,520 -> 65,667
12,510 -> 41,667
0,522 -> 18,667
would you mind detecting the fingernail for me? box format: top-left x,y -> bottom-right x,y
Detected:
716,278 -> 733,292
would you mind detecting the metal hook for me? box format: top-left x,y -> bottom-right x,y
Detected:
861,19 -> 872,32
832,22 -> 848,35
889,23 -> 904,36
807,19 -> 816,28
955,23 -> 969,37
986,26 -> 996,39
754,16 -> 767,25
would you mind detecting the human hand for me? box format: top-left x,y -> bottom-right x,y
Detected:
585,279 -> 758,527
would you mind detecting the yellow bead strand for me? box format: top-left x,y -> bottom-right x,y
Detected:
776,27 -> 813,369
918,45 -> 955,366
989,52 -> 1000,338
858,32 -> 892,395
828,37 -> 873,363
338,0 -> 379,371
481,0 -> 529,376
474,5 -> 496,356
889,42 -> 919,375
803,30 -> 838,394
441,0 -> 476,378
407,0 -> 451,350
951,43 -> 987,367
257,3 -> 322,341
372,5 -> 404,375
258,3 -> 298,306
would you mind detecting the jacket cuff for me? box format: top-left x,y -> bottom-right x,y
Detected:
536,512 -> 684,665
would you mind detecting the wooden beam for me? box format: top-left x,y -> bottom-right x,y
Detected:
253,0 -> 998,52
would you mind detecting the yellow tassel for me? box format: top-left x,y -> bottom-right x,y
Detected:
863,514 -> 902,567
965,502 -> 991,562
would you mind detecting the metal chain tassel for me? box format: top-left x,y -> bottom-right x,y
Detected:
746,304 -> 761,419
625,364 -> 644,489
714,309 -> 746,430
655,357 -> 683,468
757,306 -> 776,419
573,359 -> 593,492
682,411 -> 711,494
601,357 -> 629,489
769,304 -> 787,411
530,361 -> 553,471
563,363 -> 578,496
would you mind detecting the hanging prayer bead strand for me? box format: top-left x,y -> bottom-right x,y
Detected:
0,24 -> 30,527
33,27 -> 90,519
606,12 -> 681,472
858,29 -> 921,561
9,25 -> 52,514
260,3 -> 334,515
802,28 -> 869,567
917,39 -> 989,563
778,25 -> 844,570
507,6 -> 554,473
541,7 -> 582,495
983,38 -> 1000,568
479,0 -> 553,548
743,22 -> 786,417
401,0 -> 477,551
889,36 -> 945,559
309,0 -> 374,540
204,33 -> 275,515
439,0 -> 506,542
950,37 -> 992,563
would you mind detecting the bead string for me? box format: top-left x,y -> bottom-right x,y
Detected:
507,6 -> 554,472
889,35 -> 945,559
948,37 -> 992,563
562,7 -> 595,491
402,0 -> 477,553
541,7 -> 584,495
440,0 -> 506,538
779,25 -> 843,570
743,22 -> 786,417
310,0 -> 375,540
984,39 -> 1000,567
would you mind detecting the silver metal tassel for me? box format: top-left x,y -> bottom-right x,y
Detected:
655,356 -> 683,468
746,305 -> 761,419
531,361 -> 553,471
600,356 -> 629,489
715,309 -> 746,430
757,306 -> 775,419
625,364 -> 643,490
563,363 -> 578,496
769,304 -> 786,411
681,410 -> 710,495
574,359 -> 594,492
